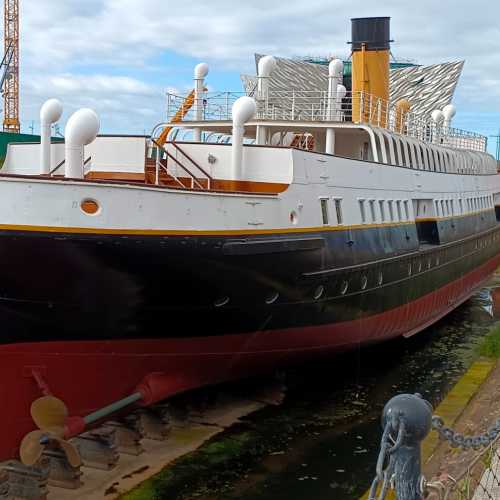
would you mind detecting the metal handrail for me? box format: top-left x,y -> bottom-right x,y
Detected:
169,141 -> 213,188
156,158 -> 185,188
49,156 -> 92,176
165,90 -> 488,153
151,139 -> 206,190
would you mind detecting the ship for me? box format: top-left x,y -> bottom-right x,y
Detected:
0,16 -> 499,470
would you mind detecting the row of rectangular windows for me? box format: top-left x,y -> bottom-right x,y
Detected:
434,194 -> 493,218
375,132 -> 494,175
358,198 -> 410,225
320,198 -> 343,226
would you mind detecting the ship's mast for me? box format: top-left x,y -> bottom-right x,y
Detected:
3,0 -> 19,133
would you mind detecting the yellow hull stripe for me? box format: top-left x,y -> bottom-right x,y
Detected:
0,221 -> 413,237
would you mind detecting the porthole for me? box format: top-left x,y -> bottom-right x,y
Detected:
360,275 -> 368,290
265,291 -> 280,305
340,280 -> 349,295
377,272 -> 383,286
214,297 -> 230,308
80,198 -> 100,215
313,285 -> 325,300
290,211 -> 298,225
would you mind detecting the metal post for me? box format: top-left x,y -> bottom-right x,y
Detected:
155,145 -> 160,186
369,393 -> 432,500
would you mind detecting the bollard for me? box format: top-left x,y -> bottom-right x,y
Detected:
369,393 -> 433,500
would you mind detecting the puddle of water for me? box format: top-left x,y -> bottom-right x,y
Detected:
164,280 -> 500,500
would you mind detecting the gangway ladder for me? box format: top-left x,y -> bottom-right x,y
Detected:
152,139 -> 213,190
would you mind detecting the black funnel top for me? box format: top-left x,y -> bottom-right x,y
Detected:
351,17 -> 391,51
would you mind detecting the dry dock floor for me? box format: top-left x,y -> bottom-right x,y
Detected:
51,385 -> 284,500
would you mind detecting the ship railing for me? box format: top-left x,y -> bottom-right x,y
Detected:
49,156 -> 92,177
150,139 -> 212,190
165,90 -> 488,153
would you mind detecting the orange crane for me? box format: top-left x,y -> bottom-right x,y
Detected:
2,0 -> 19,133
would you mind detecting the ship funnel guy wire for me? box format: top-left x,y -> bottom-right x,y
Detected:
39,99 -> 63,175
193,62 -> 209,142
65,108 -> 100,179
231,96 -> 256,179
256,55 -> 276,145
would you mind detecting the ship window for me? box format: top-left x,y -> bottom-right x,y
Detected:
334,199 -> 343,225
265,291 -> 280,305
404,200 -> 410,220
320,198 -> 329,225
358,199 -> 366,224
81,199 -> 100,215
396,200 -> 402,222
379,200 -> 386,222
378,271 -> 383,286
369,199 -> 376,223
214,297 -> 230,308
388,200 -> 394,221
435,200 -> 440,217
459,199 -> 463,214
360,275 -> 368,290
313,285 -> 325,300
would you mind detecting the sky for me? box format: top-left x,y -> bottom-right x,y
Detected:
16,0 -> 500,155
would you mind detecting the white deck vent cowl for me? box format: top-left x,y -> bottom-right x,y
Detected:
329,59 -> 343,78
65,108 -> 100,179
193,63 -> 209,142
40,99 -> 63,175
442,104 -> 456,129
194,62 -> 209,80
231,96 -> 257,177
431,109 -> 444,123
257,55 -> 277,98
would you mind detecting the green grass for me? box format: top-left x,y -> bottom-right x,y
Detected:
478,325 -> 500,358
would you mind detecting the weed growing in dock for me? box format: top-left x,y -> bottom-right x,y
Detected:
478,324 -> 500,358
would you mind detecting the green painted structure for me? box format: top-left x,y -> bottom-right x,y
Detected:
0,132 -> 63,167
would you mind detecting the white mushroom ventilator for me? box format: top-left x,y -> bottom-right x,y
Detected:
231,96 -> 256,178
326,59 -> 344,154
431,109 -> 444,144
256,55 -> 276,145
442,104 -> 456,131
39,99 -> 63,175
193,63 -> 209,142
65,108 -> 100,179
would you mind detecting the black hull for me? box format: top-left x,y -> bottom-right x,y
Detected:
0,214 -> 499,345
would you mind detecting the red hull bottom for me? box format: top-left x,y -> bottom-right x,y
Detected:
1,254 -> 499,461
